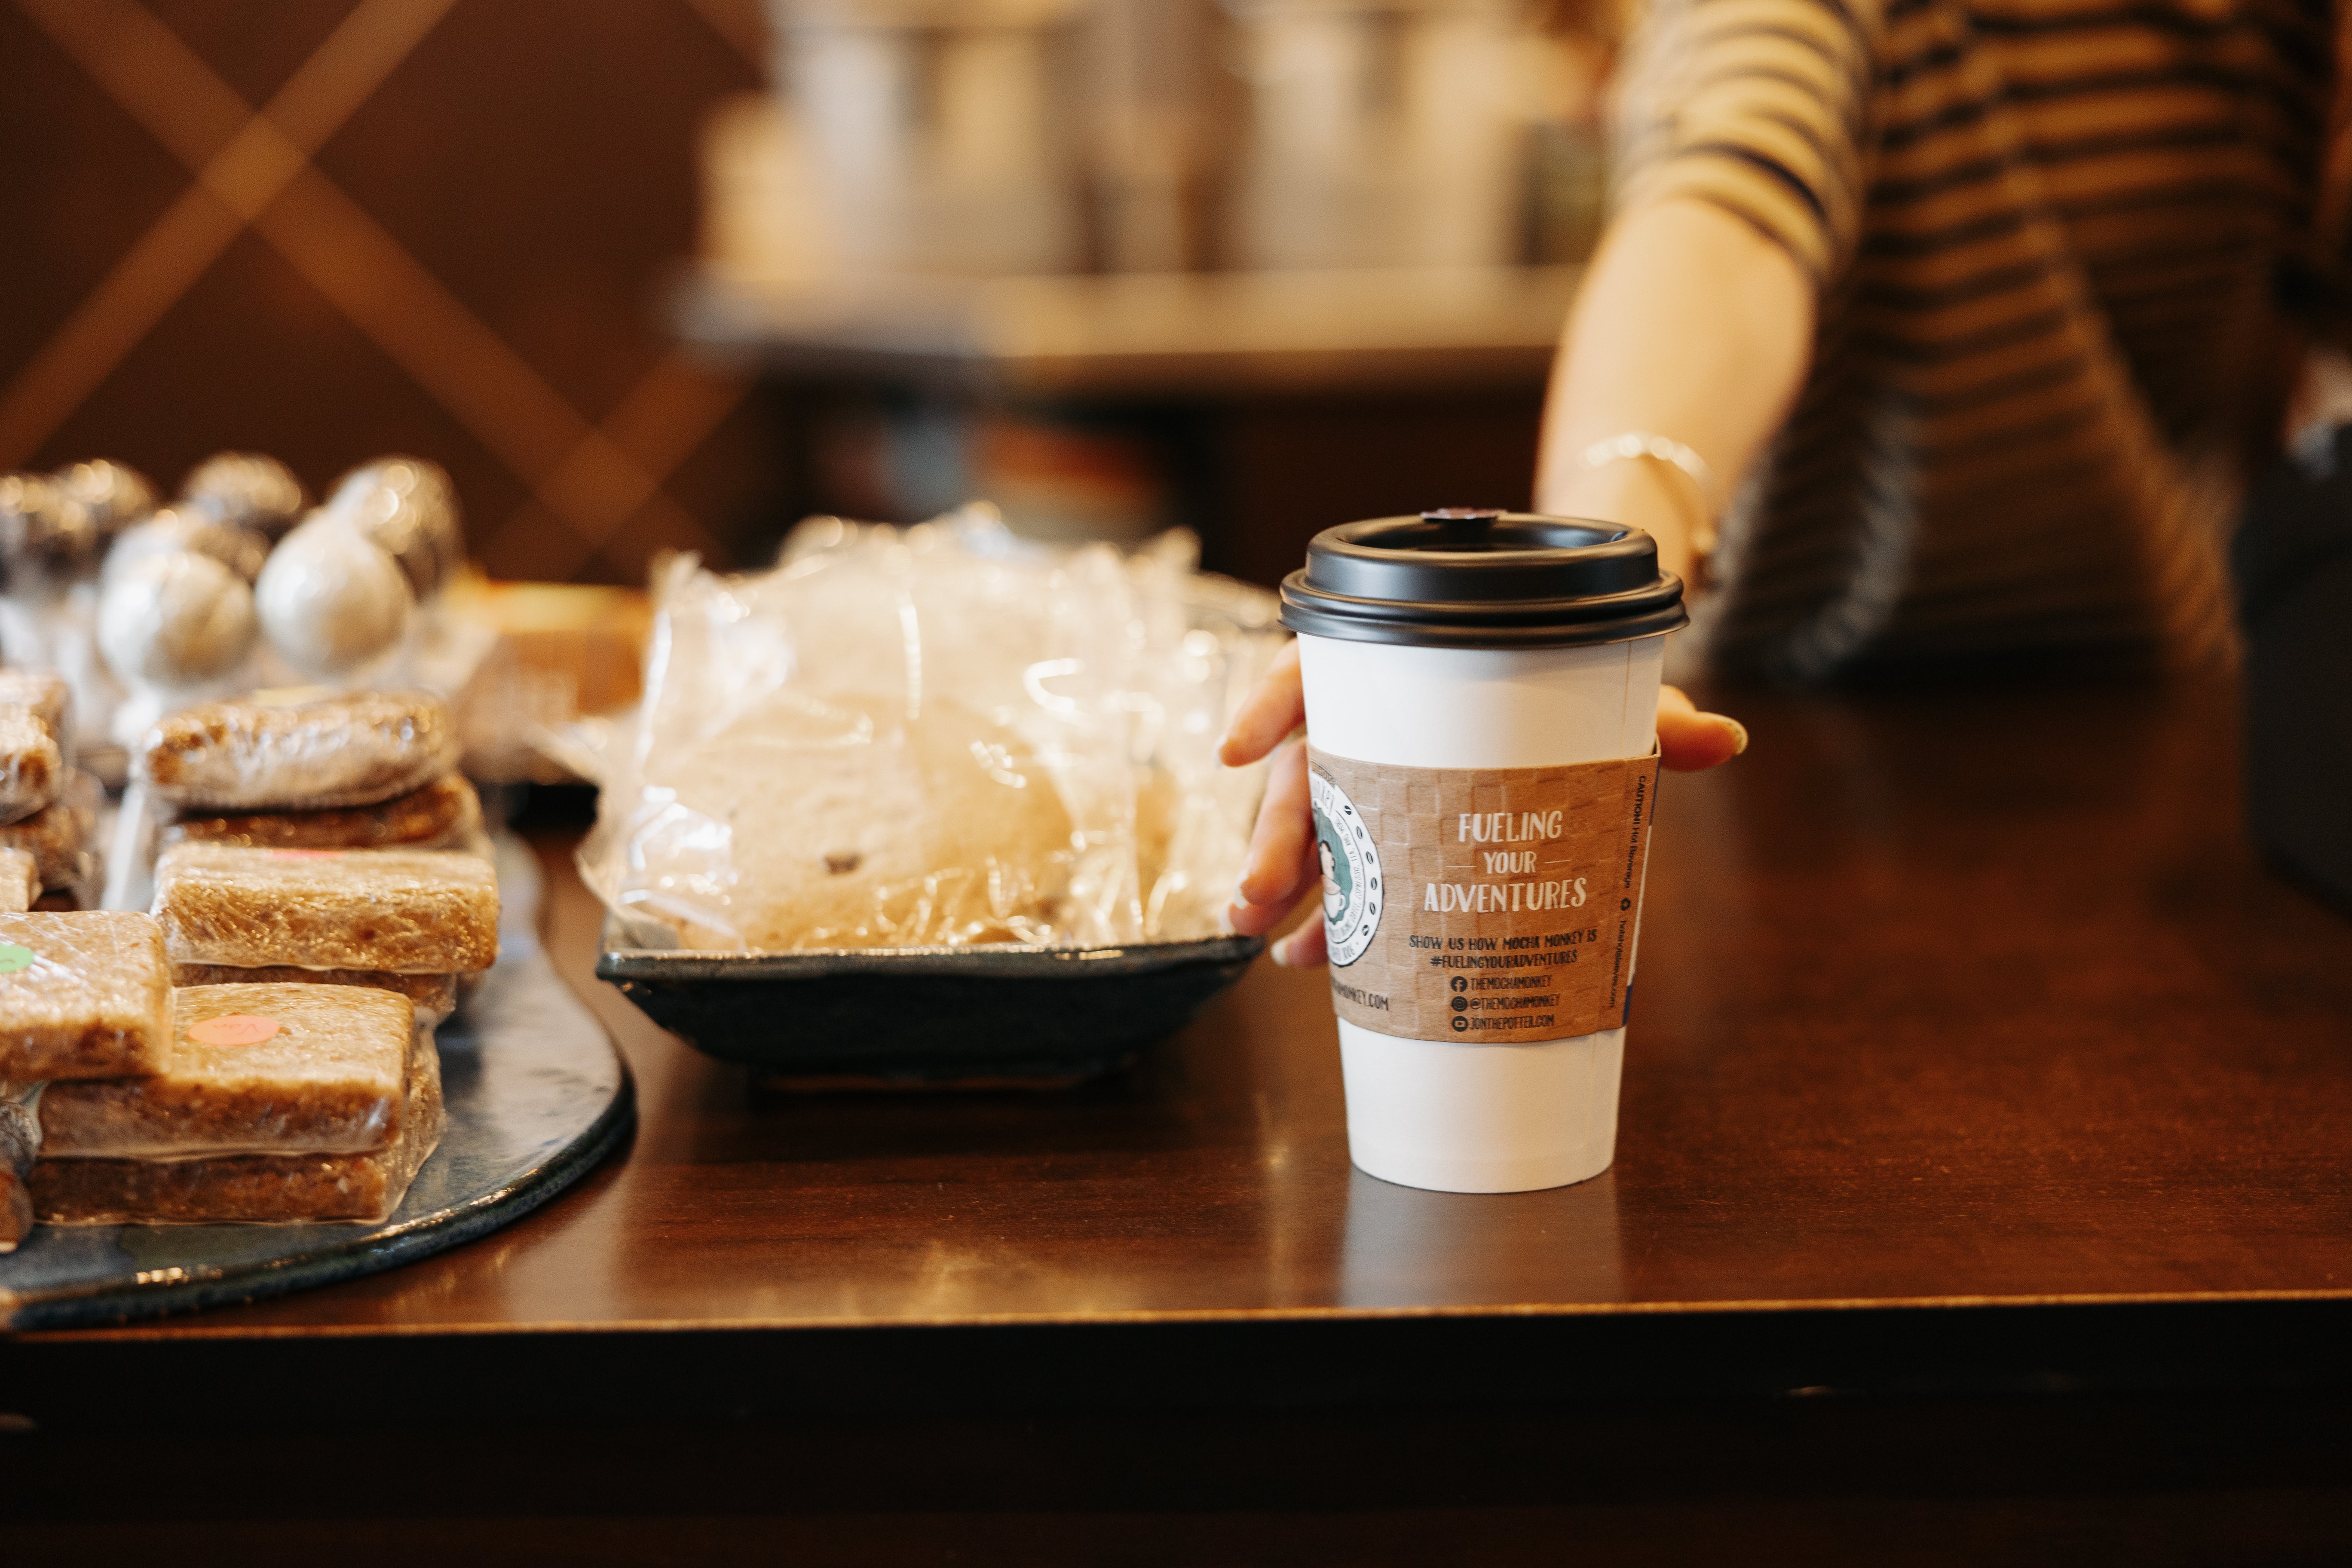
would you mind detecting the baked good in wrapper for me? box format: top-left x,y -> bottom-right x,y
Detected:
160,772 -> 480,853
0,472 -> 99,591
0,1171 -> 25,1250
0,769 -> 98,894
0,704 -> 62,825
0,911 -> 172,1081
583,509 -> 1285,952
54,458 -> 155,547
179,451 -> 307,542
32,1026 -> 442,1225
325,457 -> 464,601
97,550 -> 258,685
104,509 -> 270,589
138,691 -> 460,810
170,963 -> 457,1027
40,982 -> 414,1159
0,1080 -> 37,1251
254,516 -> 413,678
153,844 -> 498,974
0,669 -> 71,742
639,693 -> 1079,951
0,848 -> 38,912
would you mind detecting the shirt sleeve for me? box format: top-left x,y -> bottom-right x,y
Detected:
1610,0 -> 1883,285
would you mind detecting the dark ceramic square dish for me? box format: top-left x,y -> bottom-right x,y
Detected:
595,933 -> 1264,1087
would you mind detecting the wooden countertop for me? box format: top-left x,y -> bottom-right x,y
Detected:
11,677 -> 2352,1553
15,675 -> 2352,1360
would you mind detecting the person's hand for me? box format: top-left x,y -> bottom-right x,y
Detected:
1216,642 -> 1748,968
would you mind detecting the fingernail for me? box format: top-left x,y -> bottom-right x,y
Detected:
1721,717 -> 1749,755
1232,877 -> 1255,909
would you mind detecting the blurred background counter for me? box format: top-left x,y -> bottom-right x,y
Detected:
2,0 -> 1617,589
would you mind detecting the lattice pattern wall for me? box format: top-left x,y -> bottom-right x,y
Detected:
0,0 -> 777,584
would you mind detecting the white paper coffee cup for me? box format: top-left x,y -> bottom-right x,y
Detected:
1280,509 -> 1683,1194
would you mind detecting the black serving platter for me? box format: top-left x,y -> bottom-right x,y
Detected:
596,934 -> 1264,1087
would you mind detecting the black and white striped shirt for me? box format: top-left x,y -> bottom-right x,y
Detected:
1614,0 -> 2339,680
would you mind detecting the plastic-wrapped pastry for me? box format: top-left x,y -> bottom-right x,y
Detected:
52,459 -> 156,550
0,848 -> 39,912
0,769 -> 99,892
324,457 -> 465,601
254,514 -> 413,677
153,844 -> 499,974
0,705 -> 61,825
582,508 -> 1285,952
169,964 -> 457,1027
31,1025 -> 442,1225
0,472 -> 98,592
0,910 -> 172,1081
0,1080 -> 36,1251
160,772 -> 479,853
138,691 -> 458,810
0,668 -> 72,741
178,452 -> 307,541
104,508 -> 271,588
97,549 -> 258,686
40,982 -> 415,1159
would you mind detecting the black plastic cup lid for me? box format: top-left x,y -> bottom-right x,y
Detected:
1278,508 -> 1687,649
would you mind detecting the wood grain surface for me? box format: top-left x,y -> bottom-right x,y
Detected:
7,677 -> 2352,1559
47,677 -> 2347,1336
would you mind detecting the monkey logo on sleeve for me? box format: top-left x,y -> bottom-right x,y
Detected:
1307,763 -> 1381,967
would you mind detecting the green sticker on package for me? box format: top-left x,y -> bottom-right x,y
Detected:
0,943 -> 35,973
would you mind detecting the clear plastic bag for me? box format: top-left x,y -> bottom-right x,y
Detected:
582,505 -> 1284,952
137,690 -> 460,810
39,982 -> 415,1160
31,1025 -> 442,1225
152,843 -> 500,974
0,910 -> 172,1081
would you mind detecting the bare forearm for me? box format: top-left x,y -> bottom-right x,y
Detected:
1536,199 -> 1816,580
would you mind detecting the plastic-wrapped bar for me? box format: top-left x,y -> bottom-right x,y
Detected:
0,707 -> 63,825
0,1080 -> 37,1252
0,670 -> 72,741
168,963 -> 458,1026
40,982 -> 415,1159
0,769 -> 99,891
159,772 -> 480,852
0,911 -> 172,1081
31,1027 -> 443,1225
0,848 -> 38,912
153,844 -> 498,974
138,691 -> 460,810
